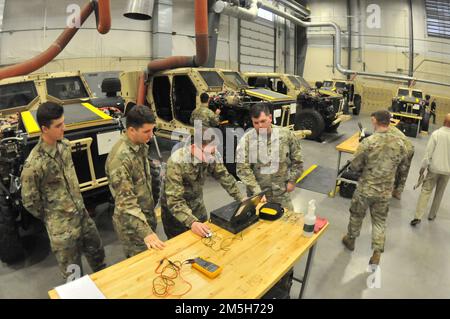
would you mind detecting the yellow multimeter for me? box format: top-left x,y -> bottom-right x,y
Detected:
191,257 -> 222,279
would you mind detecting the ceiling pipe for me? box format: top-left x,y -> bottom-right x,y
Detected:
215,0 -> 450,87
124,0 -> 155,20
408,0 -> 414,79
0,0 -> 111,80
146,0 -> 209,75
213,0 -> 259,21
277,0 -> 310,19
256,0 -> 450,87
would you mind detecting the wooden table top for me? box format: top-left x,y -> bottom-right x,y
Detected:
49,212 -> 328,299
336,132 -> 360,154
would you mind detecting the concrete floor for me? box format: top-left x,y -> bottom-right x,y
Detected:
1,115 -> 449,299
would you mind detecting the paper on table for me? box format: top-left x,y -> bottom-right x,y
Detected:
55,275 -> 106,299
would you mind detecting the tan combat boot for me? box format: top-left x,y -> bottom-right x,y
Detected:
342,235 -> 355,251
369,250 -> 381,265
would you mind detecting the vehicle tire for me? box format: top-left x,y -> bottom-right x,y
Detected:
353,95 -> 362,115
149,160 -> 161,206
325,122 -> 341,133
0,194 -> 25,264
294,109 -> 325,140
421,112 -> 430,132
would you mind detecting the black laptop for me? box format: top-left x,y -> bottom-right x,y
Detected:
210,192 -> 266,234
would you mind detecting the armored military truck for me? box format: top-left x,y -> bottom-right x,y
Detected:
119,67 -> 311,176
243,72 -> 347,140
391,87 -> 429,135
320,79 -> 362,116
0,72 -> 159,264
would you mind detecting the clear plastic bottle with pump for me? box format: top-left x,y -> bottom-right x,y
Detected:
303,200 -> 317,237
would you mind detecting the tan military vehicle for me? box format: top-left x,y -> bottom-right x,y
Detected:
0,72 -> 160,264
390,87 -> 429,136
119,67 -> 312,177
243,72 -> 348,140
120,68 -> 304,137
320,79 -> 362,115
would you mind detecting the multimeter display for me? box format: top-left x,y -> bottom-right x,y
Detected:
194,258 -> 219,272
192,257 -> 222,278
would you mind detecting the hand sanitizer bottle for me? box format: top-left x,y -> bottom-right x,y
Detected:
303,200 -> 317,237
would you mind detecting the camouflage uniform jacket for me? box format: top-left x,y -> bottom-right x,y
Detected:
21,138 -> 86,220
350,130 -> 409,198
236,127 -> 304,196
388,126 -> 414,156
162,145 -> 244,228
106,134 -> 154,228
190,105 -> 220,128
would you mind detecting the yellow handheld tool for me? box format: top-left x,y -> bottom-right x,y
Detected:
191,257 -> 222,279
258,202 -> 285,220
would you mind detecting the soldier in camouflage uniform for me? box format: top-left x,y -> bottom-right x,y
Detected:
236,103 -> 303,299
236,103 -> 304,211
21,102 -> 105,279
342,111 -> 409,265
106,105 -> 165,258
161,130 -> 244,239
388,125 -> 415,200
190,92 -> 221,128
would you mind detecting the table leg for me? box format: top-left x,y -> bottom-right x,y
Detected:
417,119 -> 421,137
331,151 -> 342,197
293,244 -> 317,299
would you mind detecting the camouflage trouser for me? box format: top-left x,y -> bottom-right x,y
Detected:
415,171 -> 450,220
347,190 -> 390,253
161,203 -> 208,240
394,152 -> 414,193
262,268 -> 294,299
46,211 -> 105,279
112,211 -> 156,258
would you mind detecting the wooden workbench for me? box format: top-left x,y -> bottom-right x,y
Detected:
336,132 -> 360,154
49,212 -> 328,299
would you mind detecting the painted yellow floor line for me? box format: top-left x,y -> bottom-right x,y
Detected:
296,164 -> 318,184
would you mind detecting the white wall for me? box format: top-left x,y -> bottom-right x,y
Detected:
0,0 -> 293,73
0,0 -> 153,72
304,0 -> 450,90
1,0 -> 449,94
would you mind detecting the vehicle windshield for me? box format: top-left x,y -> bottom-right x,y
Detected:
398,89 -> 410,97
322,81 -> 333,88
412,90 -> 423,99
0,81 -> 38,110
295,76 -> 311,89
222,71 -> 249,89
287,76 -> 302,89
46,77 -> 89,100
199,71 -> 224,88
335,82 -> 347,89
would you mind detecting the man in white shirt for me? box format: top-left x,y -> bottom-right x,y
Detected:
411,114 -> 450,226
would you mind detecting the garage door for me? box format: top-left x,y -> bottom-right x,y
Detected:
239,18 -> 275,72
